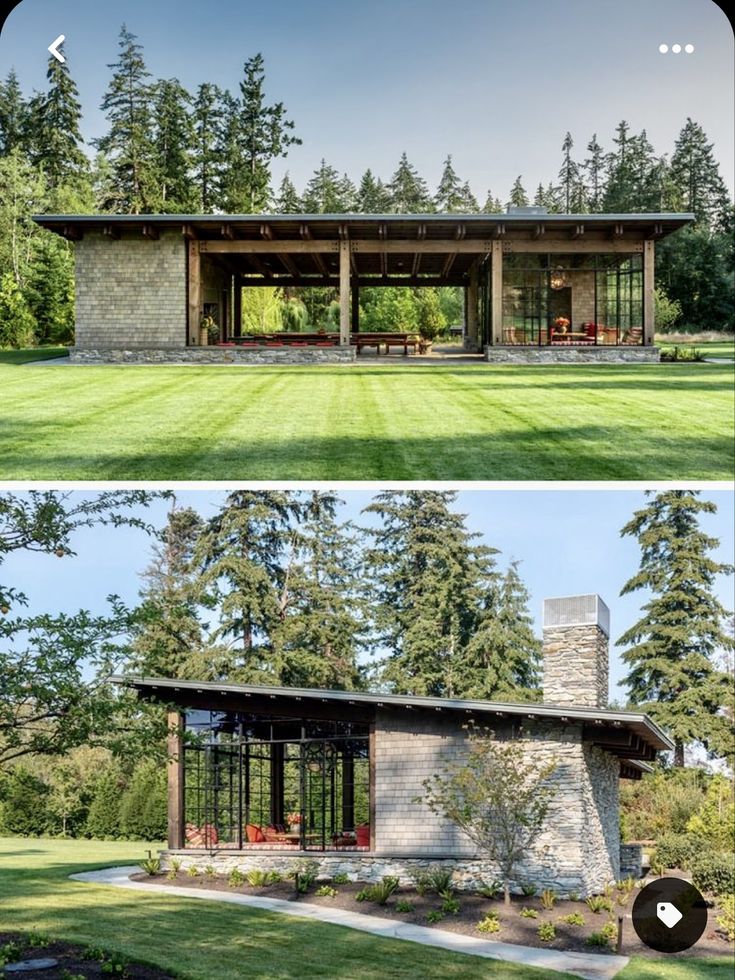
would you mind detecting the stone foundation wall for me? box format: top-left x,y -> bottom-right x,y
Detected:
485,346 -> 660,363
69,346 -> 357,364
75,231 -> 186,348
619,843 -> 643,879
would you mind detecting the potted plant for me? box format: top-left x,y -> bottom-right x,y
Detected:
287,812 -> 302,835
199,314 -> 217,346
552,316 -> 570,335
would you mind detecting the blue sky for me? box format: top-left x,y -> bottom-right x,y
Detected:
4,488 -> 733,703
1,0 -> 732,200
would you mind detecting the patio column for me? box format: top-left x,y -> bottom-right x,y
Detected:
339,239 -> 350,346
187,240 -> 201,346
643,240 -> 655,346
491,240 -> 503,345
351,283 -> 360,334
270,742 -> 284,826
167,710 -> 185,850
467,264 -> 479,351
234,275 -> 242,338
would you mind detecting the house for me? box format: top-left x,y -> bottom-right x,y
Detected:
118,594 -> 672,895
33,210 -> 694,364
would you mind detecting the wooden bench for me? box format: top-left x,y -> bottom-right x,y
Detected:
352,333 -> 418,355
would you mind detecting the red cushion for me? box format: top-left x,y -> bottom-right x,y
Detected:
355,824 -> 370,847
246,823 -> 266,843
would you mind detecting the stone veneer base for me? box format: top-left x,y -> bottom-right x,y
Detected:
69,346 -> 357,364
484,346 -> 660,363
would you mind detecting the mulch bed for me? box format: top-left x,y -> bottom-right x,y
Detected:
0,933 -> 175,979
130,872 -> 734,960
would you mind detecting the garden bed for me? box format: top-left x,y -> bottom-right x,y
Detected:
130,870 -> 734,960
0,933 -> 175,979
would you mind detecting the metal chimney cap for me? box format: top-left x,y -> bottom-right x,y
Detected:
543,594 -> 610,637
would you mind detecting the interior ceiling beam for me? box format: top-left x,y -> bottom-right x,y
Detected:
411,252 -> 422,276
200,238 -> 644,256
532,223 -> 545,240
571,224 -> 585,239
235,276 -> 466,288
181,224 -> 198,240
221,224 -> 236,240
102,225 -> 120,240
301,224 -> 329,276
441,253 -> 457,277
141,224 -> 159,240
610,223 -> 625,239
455,224 -> 466,240
260,223 -> 275,239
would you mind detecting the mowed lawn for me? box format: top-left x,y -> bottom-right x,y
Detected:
0,837 -> 570,980
1,357 -> 733,479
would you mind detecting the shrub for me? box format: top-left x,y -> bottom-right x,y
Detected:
540,889 -> 556,910
567,891 -> 580,902
426,909 -> 445,924
686,776 -> 735,850
332,872 -> 350,884
561,912 -> 585,926
715,895 -> 735,942
586,895 -> 612,913
85,766 -> 126,839
118,761 -> 167,841
228,868 -> 245,887
427,868 -> 454,895
654,287 -> 683,333
409,870 -> 432,896
361,876 -> 399,905
0,767 -> 52,836
521,883 -> 538,897
186,865 -> 200,877
315,885 -> 337,897
395,900 -> 414,913
0,941 -> 21,966
139,856 -> 161,876
477,914 -> 501,934
204,864 -> 217,878
659,345 -> 703,362
246,869 -> 278,887
537,922 -> 556,942
477,879 -> 503,899
520,907 -> 538,918
619,766 -> 705,840
586,921 -> 617,948
652,832 -> 705,871
441,896 -> 460,915
691,852 -> 735,896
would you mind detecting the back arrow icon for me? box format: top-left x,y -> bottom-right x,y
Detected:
48,35 -> 65,64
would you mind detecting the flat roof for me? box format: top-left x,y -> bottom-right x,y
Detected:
116,675 -> 674,757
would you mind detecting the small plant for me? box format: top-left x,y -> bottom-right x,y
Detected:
477,913 -> 501,934
561,912 -> 585,926
358,876 -> 400,905
650,859 -> 666,877
139,856 -> 161,876
616,876 -> 635,895
315,885 -> 338,897
204,864 -> 217,878
0,941 -> 22,965
521,883 -> 538,897
61,972 -> 86,980
28,932 -> 51,948
715,895 -> 735,942
228,868 -> 245,887
168,858 -> 182,874
586,921 -> 617,948
409,869 -> 433,896
186,865 -> 200,877
426,909 -> 445,924
540,888 -> 557,910
101,951 -> 128,975
395,900 -> 414,913
332,872 -> 350,884
355,888 -> 370,902
83,946 -> 108,962
478,879 -> 504,899
292,859 -> 319,894
567,891 -> 580,902
520,907 -> 538,918
635,879 -> 647,890
428,868 -> 455,895
268,871 -> 282,883
537,922 -> 556,942
586,894 -> 612,914
441,896 -> 461,915
246,869 -> 274,887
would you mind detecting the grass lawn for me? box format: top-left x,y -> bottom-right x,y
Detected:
1,360 -> 733,479
0,837 -> 573,980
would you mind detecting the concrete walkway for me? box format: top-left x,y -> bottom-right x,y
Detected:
71,866 -> 629,980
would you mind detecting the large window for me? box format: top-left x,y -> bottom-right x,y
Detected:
500,253 -> 643,346
183,710 -> 370,851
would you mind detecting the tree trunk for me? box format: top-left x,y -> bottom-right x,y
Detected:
674,740 -> 685,767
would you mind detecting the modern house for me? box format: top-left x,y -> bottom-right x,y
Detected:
118,595 -> 673,895
33,210 -> 694,364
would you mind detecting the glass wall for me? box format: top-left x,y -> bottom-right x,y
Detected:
500,253 -> 643,346
183,710 -> 370,851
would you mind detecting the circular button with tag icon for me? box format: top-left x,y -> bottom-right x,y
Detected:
631,877 -> 708,952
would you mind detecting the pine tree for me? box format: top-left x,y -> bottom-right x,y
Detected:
583,133 -> 606,212
95,25 -> 157,213
274,172 -> 302,212
362,491 -> 500,697
0,69 -> 28,155
558,132 -> 581,212
191,83 -> 223,212
507,176 -> 529,208
85,764 -> 126,838
338,171 -> 357,211
152,78 -> 196,212
357,169 -> 391,212
435,155 -> 465,212
387,152 -> 433,212
302,159 -> 348,212
618,491 -> 734,766
669,118 -> 732,232
458,181 -> 479,212
25,234 -> 74,345
217,89 -> 247,212
131,502 -> 205,678
235,53 -> 301,213
29,54 -> 88,187
481,189 -> 503,213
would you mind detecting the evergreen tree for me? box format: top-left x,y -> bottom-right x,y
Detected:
338,171 -> 357,211
507,176 -> 529,208
458,181 -> 479,212
657,225 -> 734,330
29,54 -> 88,186
25,234 -> 75,344
362,491 -> 500,697
669,118 -> 732,232
618,491 -> 734,766
191,82 -> 224,212
274,171 -> 302,213
85,764 -> 126,838
217,89 -> 247,211
152,78 -> 196,212
481,189 -> 503,213
0,270 -> 36,347
0,767 -> 51,836
387,152 -> 433,212
357,168 -> 391,212
235,53 -> 301,212
583,133 -> 606,212
0,69 -> 28,155
435,155 -> 465,212
302,159 -> 349,212
119,760 -> 167,840
131,502 -> 205,678
558,132 -> 581,212
95,25 -> 157,213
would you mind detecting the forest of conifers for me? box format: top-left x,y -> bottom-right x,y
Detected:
0,24 -> 732,347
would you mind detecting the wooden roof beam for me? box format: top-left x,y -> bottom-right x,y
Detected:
61,224 -> 83,241
417,223 -> 427,240
441,253 -> 456,277
181,224 -> 198,240
411,252 -> 422,276
102,225 -> 120,241
647,222 -> 664,239
571,224 -> 585,239
493,223 -> 506,238
141,224 -> 159,240
532,223 -> 545,240
260,223 -> 275,240
221,224 -> 237,240
300,224 -> 330,276
244,254 -> 273,278
455,224 -> 466,240
610,223 -> 625,239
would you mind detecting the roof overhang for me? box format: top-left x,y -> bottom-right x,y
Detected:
114,675 -> 674,763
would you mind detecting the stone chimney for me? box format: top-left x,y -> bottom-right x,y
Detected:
542,594 -> 610,708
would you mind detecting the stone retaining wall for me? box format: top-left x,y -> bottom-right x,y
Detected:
484,345 -> 660,363
619,844 -> 643,879
69,346 -> 357,364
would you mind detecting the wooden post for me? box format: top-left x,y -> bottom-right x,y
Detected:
270,742 -> 284,826
187,240 -> 201,346
467,264 -> 479,351
167,710 -> 185,850
351,283 -> 359,335
643,239 -> 655,346
491,241 -> 503,345
368,724 -> 376,851
234,276 -> 242,338
341,752 -> 355,831
339,239 -> 350,346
